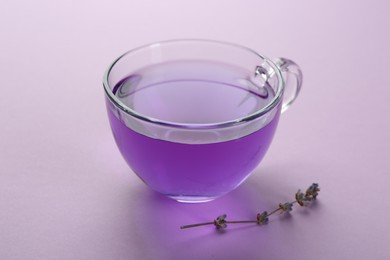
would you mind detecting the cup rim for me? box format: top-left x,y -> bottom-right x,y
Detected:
103,39 -> 284,129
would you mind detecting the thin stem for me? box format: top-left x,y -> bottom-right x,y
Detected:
180,220 -> 258,229
267,207 -> 282,216
180,222 -> 214,229
226,220 -> 257,224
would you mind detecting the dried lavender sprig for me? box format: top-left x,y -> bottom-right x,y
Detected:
180,183 -> 320,230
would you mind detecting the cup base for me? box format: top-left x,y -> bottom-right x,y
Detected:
167,195 -> 219,203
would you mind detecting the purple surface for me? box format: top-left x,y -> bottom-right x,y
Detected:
1,0 -> 389,259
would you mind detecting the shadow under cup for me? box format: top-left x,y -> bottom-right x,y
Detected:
103,40 -> 302,203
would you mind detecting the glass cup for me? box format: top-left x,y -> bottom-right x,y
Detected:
103,39 -> 302,203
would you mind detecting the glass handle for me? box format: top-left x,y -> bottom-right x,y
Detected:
273,58 -> 303,113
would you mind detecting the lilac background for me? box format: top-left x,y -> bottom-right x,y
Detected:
1,0 -> 389,259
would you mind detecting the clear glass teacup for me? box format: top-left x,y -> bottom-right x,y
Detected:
103,40 -> 302,203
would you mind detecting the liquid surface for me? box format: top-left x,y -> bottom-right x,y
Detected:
113,60 -> 274,124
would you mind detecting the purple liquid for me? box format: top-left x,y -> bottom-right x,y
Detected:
106,61 -> 281,202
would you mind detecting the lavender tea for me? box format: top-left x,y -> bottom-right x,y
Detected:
103,40 -> 302,202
